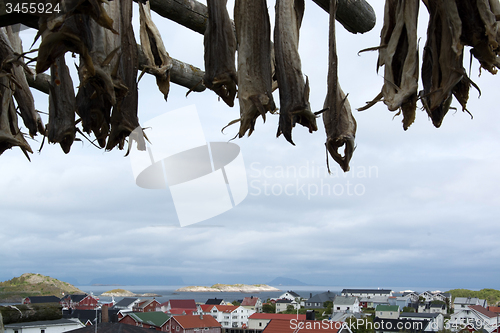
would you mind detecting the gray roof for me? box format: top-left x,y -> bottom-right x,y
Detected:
113,297 -> 139,308
333,296 -> 358,305
342,289 -> 392,295
306,291 -> 337,303
205,298 -> 224,305
5,319 -> 82,328
454,297 -> 486,306
286,291 -> 300,297
400,312 -> 440,319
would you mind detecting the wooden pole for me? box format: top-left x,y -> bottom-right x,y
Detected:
0,312 -> 4,333
27,46 -> 206,95
144,0 -> 376,35
312,0 -> 376,34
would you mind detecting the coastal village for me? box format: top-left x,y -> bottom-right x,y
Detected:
2,282 -> 500,333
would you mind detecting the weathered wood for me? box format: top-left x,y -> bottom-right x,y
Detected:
143,0 -> 376,35
144,0 -> 208,35
1,0 -> 376,34
312,0 -> 376,34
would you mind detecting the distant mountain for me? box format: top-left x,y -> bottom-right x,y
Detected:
88,275 -> 184,286
0,273 -> 84,302
268,277 -> 310,286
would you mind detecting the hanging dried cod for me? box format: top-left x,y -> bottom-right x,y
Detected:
106,0 -> 144,152
455,0 -> 500,74
323,0 -> 356,172
203,0 -> 237,107
274,0 -> 317,145
47,56 -> 76,153
138,0 -> 172,101
234,0 -> 276,137
5,26 -> 45,138
0,76 -> 33,159
358,0 -> 419,130
76,0 -> 120,148
0,28 -> 34,158
421,0 -> 468,128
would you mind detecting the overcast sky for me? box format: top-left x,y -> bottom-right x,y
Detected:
1,1 -> 499,291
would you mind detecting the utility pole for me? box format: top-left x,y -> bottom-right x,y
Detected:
0,312 -> 4,333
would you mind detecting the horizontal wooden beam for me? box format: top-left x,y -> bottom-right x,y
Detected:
144,0 -> 376,35
312,0 -> 376,34
27,46 -> 205,94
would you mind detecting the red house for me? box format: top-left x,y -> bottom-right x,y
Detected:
133,299 -> 161,312
158,299 -> 198,315
61,294 -> 99,310
165,314 -> 221,333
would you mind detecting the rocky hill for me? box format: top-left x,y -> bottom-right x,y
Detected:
0,273 -> 84,303
175,284 -> 280,292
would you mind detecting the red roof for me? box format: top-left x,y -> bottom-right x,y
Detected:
241,297 -> 260,306
249,313 -> 307,320
470,305 -> 497,318
200,304 -> 215,312
215,305 -> 239,313
171,315 -> 222,329
263,319 -> 343,333
169,299 -> 197,309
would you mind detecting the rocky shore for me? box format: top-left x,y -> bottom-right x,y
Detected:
175,284 -> 280,292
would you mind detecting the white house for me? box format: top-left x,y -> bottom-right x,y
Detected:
449,305 -> 500,333
4,318 -> 84,333
453,297 -> 488,313
277,291 -> 301,302
275,299 -> 300,313
333,296 -> 360,313
199,304 -> 255,328
375,305 -> 400,319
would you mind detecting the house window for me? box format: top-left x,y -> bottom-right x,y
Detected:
259,323 -> 262,327
176,327 -> 179,331
41,330 -> 46,333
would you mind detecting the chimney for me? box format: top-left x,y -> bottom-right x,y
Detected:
310,293 -> 312,298
102,306 -> 109,323
306,310 -> 315,320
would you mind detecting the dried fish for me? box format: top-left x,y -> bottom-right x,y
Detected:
274,0 -> 317,145
47,56 -> 76,154
323,0 -> 356,172
76,0 -> 120,148
0,76 -> 33,159
234,0 -> 276,137
455,0 -> 500,74
421,0 -> 466,128
106,0 -> 144,152
138,1 -> 172,101
35,0 -> 118,75
203,0 -> 237,107
358,0 -> 419,130
4,26 -> 45,137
